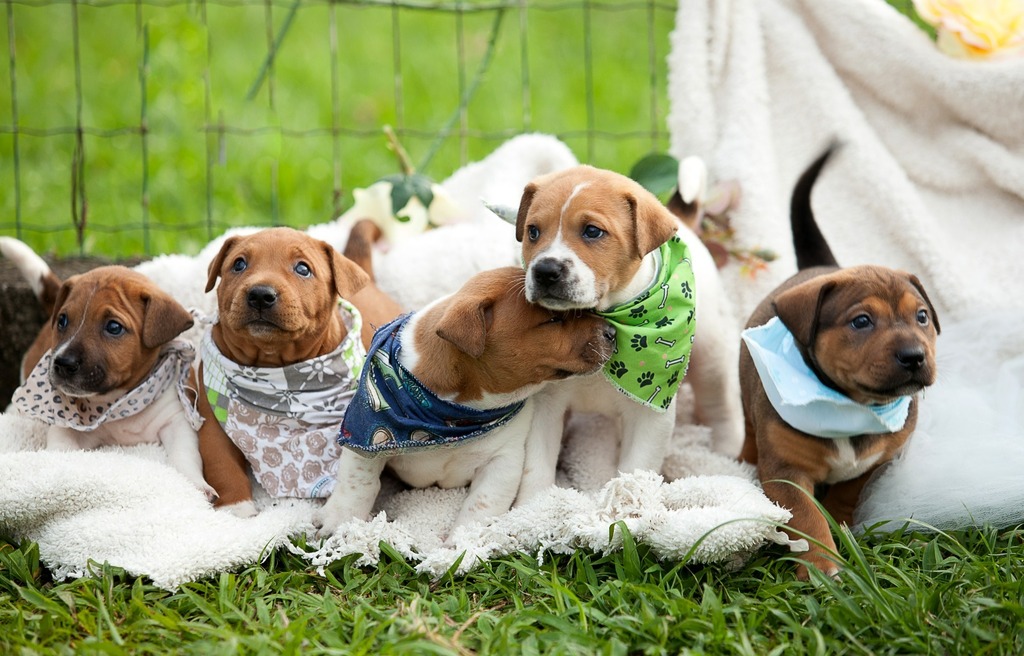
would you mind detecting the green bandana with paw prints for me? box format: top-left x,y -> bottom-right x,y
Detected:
597,235 -> 696,412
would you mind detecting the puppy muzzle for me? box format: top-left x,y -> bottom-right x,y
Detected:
49,349 -> 110,397
526,257 -> 594,310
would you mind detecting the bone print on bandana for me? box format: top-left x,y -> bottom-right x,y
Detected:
201,298 -> 365,498
597,235 -> 697,412
12,340 -> 203,431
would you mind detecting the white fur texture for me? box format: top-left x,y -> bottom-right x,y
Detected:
668,0 -> 1024,530
0,236 -> 51,299
0,134 -> 791,588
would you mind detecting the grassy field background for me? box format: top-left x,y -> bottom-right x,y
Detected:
1,0 -> 676,256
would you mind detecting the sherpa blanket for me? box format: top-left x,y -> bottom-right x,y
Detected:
666,0 -> 1024,529
0,135 -> 793,590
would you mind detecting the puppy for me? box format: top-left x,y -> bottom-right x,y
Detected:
0,238 -> 213,499
511,165 -> 734,504
196,227 -> 400,517
313,266 -> 615,537
738,147 -> 940,579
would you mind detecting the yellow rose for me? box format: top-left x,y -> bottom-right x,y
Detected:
913,0 -> 1024,58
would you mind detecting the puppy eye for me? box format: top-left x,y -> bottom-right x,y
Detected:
527,225 -> 540,242
294,262 -> 312,278
850,314 -> 873,330
582,224 -> 605,240
916,309 -> 929,326
232,257 -> 247,273
57,313 -> 68,331
105,320 -> 125,336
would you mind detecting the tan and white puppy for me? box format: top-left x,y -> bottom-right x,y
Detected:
196,227 -> 398,517
314,266 -> 615,537
0,238 -> 213,499
511,166 -> 738,504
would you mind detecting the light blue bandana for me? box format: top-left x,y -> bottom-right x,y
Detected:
742,317 -> 911,439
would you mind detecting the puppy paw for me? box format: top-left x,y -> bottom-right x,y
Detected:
796,556 -> 841,582
311,508 -> 346,540
196,482 -> 219,504
220,500 -> 258,519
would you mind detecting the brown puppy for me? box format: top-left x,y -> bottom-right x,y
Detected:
739,147 -> 940,579
0,238 -> 212,498
196,227 -> 400,517
314,266 -> 616,537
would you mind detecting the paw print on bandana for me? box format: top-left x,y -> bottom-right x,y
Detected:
655,316 -> 674,329
629,305 -> 648,320
680,281 -> 693,299
637,372 -> 655,387
608,360 -> 628,378
686,308 -> 695,325
667,370 -> 680,388
660,397 -> 673,410
631,334 -> 648,352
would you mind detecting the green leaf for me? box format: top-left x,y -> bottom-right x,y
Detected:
382,173 -> 435,222
629,153 -> 679,199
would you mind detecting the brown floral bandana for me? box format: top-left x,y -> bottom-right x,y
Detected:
200,299 -> 365,498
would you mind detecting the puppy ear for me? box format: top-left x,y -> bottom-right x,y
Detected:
435,296 -> 492,359
625,190 -> 679,260
907,273 -> 941,336
141,289 -> 194,349
48,279 -> 74,327
326,243 -> 371,301
205,236 -> 239,293
515,182 -> 539,243
772,278 -> 837,348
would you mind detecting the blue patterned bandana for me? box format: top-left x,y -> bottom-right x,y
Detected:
339,315 -> 525,457
742,317 -> 911,439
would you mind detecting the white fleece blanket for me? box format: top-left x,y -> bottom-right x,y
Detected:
666,0 -> 1024,529
0,135 -> 792,590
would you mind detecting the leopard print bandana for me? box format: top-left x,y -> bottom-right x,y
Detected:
201,298 -> 365,498
12,340 -> 203,432
596,235 -> 697,412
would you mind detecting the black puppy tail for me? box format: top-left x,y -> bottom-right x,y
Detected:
790,142 -> 841,270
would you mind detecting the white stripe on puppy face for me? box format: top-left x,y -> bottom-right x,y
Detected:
525,183 -> 601,309
52,292 -> 93,360
561,182 -> 590,221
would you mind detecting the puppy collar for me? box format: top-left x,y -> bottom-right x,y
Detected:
596,235 -> 696,412
201,298 -> 365,498
339,314 -> 525,457
742,317 -> 911,439
13,341 -> 203,432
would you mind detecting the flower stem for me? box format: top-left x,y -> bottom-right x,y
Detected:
384,125 -> 415,176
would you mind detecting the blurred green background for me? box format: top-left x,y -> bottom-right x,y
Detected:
0,0 -> 921,258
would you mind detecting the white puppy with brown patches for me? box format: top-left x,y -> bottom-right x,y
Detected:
511,165 -> 742,505
313,266 -> 615,538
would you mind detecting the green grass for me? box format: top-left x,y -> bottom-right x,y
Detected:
1,0 -> 925,258
2,524 -> 1023,654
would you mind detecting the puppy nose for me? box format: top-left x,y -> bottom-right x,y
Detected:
533,258 -> 566,286
602,324 -> 617,343
247,285 -> 278,310
53,353 -> 81,376
896,347 -> 925,371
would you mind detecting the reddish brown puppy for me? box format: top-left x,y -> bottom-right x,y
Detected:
0,237 -> 212,499
739,148 -> 940,579
196,227 -> 401,516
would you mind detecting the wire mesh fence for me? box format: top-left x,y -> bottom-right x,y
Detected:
1,0 -> 676,257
